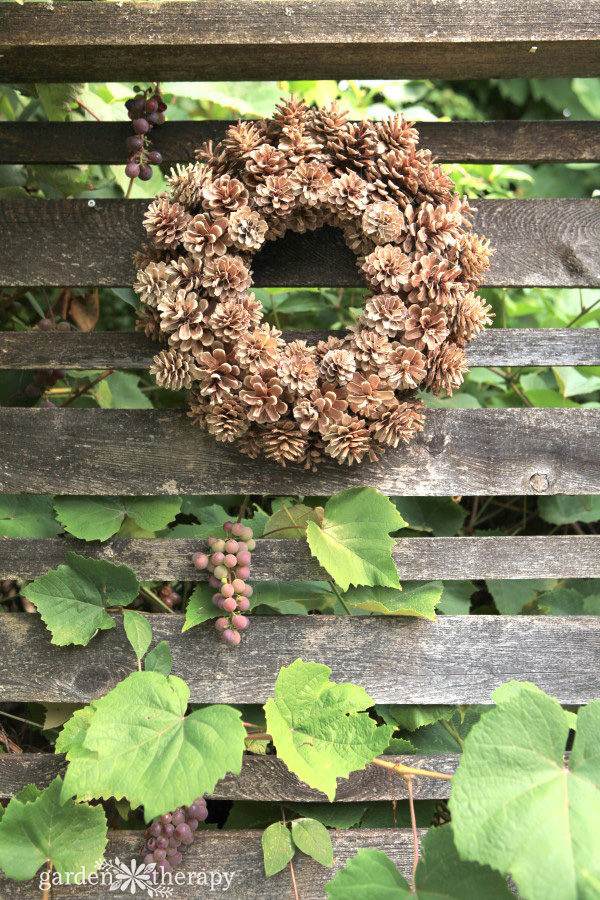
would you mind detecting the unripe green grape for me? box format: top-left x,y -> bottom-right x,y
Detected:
213,564 -> 228,579
240,526 -> 254,542
247,538 -> 256,551
232,578 -> 246,594
212,539 -> 226,552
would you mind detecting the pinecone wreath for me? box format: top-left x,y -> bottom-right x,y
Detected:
135,97 -> 494,470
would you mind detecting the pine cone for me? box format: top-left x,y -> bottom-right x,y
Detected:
316,335 -> 346,360
183,214 -> 231,259
370,399 -> 425,448
277,340 -> 319,396
346,372 -> 395,418
244,144 -> 289,186
133,261 -> 172,307
350,329 -> 391,370
293,384 -> 348,433
407,252 -> 461,305
240,368 -> 288,424
361,245 -> 411,293
425,343 -> 468,396
410,195 -> 465,254
362,201 -> 405,245
236,425 -> 263,459
228,207 -> 268,252
206,395 -> 250,443
165,162 -> 211,207
322,414 -> 372,466
381,344 -> 426,389
239,292 -> 263,328
157,290 -> 209,351
456,232 -> 494,289
196,347 -> 241,401
363,294 -> 408,336
327,121 -> 378,176
452,293 -> 494,345
273,94 -> 311,132
195,139 -> 230,176
320,347 -> 357,385
404,303 -> 449,352
202,175 -> 249,216
328,172 -> 371,220
201,255 -> 252,300
237,324 -> 283,373
290,161 -> 332,207
143,196 -> 190,250
208,298 -> 252,341
135,306 -> 163,341
309,100 -> 350,142
278,128 -> 323,166
164,256 -> 203,296
262,420 -> 309,466
222,120 -> 267,162
149,348 -> 200,391
375,116 -> 419,154
255,174 -> 297,217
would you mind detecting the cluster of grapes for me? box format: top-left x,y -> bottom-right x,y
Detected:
24,367 -> 66,401
142,798 -> 208,877
124,85 -> 167,182
158,583 -> 182,609
192,521 -> 255,647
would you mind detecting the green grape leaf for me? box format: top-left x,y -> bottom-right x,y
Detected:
326,827 -> 512,899
291,817 -> 333,867
285,802 -> 367,829
265,659 -> 393,801
538,495 -> 600,525
0,495 -> 61,537
42,703 -> 83,731
393,497 -> 467,536
305,488 -> 405,591
0,777 -> 106,882
182,583 -> 220,632
101,372 -> 153,409
263,503 -> 324,538
123,610 -> 152,661
342,582 -> 442,620
124,496 -> 181,532
35,83 -> 86,121
145,640 -> 173,676
22,552 -> 138,646
54,496 -> 126,541
252,581 -> 331,614
450,682 -> 600,900
60,672 -> 246,820
376,704 -> 457,732
261,822 -> 295,877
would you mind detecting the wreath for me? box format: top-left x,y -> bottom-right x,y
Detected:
134,96 -> 493,469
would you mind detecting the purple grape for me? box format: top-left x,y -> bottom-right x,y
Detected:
133,117 -> 150,134
223,629 -> 241,647
144,854 -> 154,866
146,838 -> 156,851
156,836 -> 169,849
146,111 -> 159,126
163,823 -> 175,836
125,161 -> 140,178
41,400 -> 56,409
160,813 -> 172,825
145,98 -> 158,114
156,112 -> 166,125
187,818 -> 199,831
150,822 -> 162,838
242,584 -> 253,598
223,521 -> 234,533
208,575 -> 221,589
125,135 -> 144,152
25,384 -> 41,399
155,861 -> 172,875
147,149 -> 162,165
175,823 -> 192,841
139,164 -> 153,181
171,852 -> 183,866
171,809 -> 185,826
231,523 -> 245,538
38,317 -> 52,331
131,96 -> 146,116
153,849 -> 166,862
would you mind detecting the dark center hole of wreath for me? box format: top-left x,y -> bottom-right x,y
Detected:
251,225 -> 358,288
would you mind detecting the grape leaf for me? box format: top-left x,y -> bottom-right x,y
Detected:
0,777 -> 106,882
342,582 -> 442,620
325,827 -> 512,898
261,822 -> 294,877
393,497 -> 467,536
23,552 -> 138,646
291,817 -> 333,867
124,496 -> 181,532
60,671 -> 246,820
450,682 -> 600,900
263,503 -> 324,538
264,659 -> 393,801
35,83 -> 86,121
376,704 -> 457,732
182,583 -> 220,632
305,488 -> 405,591
123,610 -> 152,661
0,495 -> 61,538
54,496 -> 126,541
145,640 -> 173,676
285,802 -> 367,829
252,581 -> 332,614
538,495 -> 600,525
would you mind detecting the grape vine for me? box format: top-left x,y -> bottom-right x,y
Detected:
123,84 -> 167,183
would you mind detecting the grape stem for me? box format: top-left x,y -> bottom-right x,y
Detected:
280,806 -> 300,900
260,524 -> 307,538
76,99 -> 101,121
60,369 -> 114,407
236,494 -> 251,523
372,757 -> 452,781
244,732 -> 271,742
404,774 -> 419,886
125,176 -> 135,199
329,581 -> 353,616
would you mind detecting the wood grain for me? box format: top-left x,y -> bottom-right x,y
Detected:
0,828 -> 421,898
3,536 -> 600,582
2,328 -> 600,370
0,613 -> 597,705
1,199 -> 599,287
2,120 -> 599,165
1,407 -> 598,496
0,752 -> 458,801
1,0 -> 599,80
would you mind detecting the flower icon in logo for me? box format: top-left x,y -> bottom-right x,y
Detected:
103,857 -> 172,896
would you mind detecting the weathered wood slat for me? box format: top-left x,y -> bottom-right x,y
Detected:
1,408 -> 598,496
0,828 -> 420,898
2,120 -> 599,165
2,328 -> 600,370
1,199 -> 599,288
1,0 -> 599,80
3,536 -> 600,582
0,752 -> 457,801
0,614 -> 597,705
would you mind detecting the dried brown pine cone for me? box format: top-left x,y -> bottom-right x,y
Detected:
202,175 -> 249,216
240,368 -> 288,424
166,163 -> 210,207
183,214 -> 230,259
404,303 -> 449,352
362,245 -> 411,293
320,347 -> 357,385
157,290 -> 210,352
164,256 -> 203,296
133,261 -> 172,307
290,161 -> 333,207
255,174 -> 297,217
350,329 -> 391,370
346,372 -> 395,418
237,323 -> 283,373
293,384 -> 348,433
362,201 -> 405,245
363,294 -> 408,336
328,172 -> 371,220
149,348 -> 201,391
381,344 -> 426,389
202,255 -> 252,300
227,207 -> 268,252
206,395 -> 250,443
143,197 -> 190,251
196,347 -> 240,401
222,121 -> 266,162
322,414 -> 372,466
245,144 -> 289,185
370,399 -> 425,448
208,298 -> 252,342
425,343 -> 468,396
261,420 -> 309,466
277,340 -> 319,396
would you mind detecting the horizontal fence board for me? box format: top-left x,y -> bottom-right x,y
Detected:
1,0 -> 599,80
0,408 -> 598,496
1,199 -> 599,288
0,828 -> 420,899
2,328 -> 600,370
2,120 -> 600,165
0,752 -> 457,801
0,614 -> 597,705
3,536 -> 600,582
